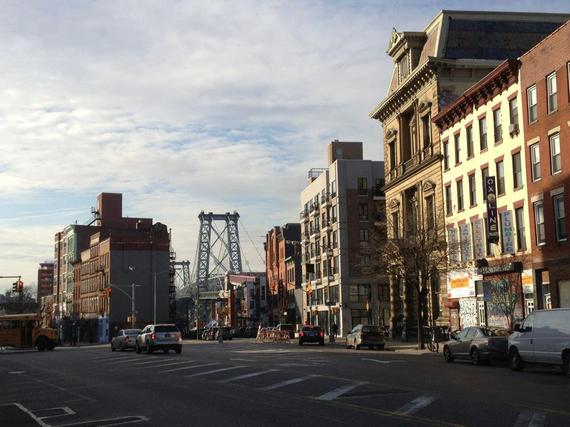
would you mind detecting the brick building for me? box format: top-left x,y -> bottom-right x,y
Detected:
51,193 -> 171,343
264,223 -> 302,325
37,262 -> 54,302
520,21 -> 570,309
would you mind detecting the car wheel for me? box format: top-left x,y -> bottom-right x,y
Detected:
136,343 -> 142,354
378,345 -> 385,351
355,343 -> 361,350
47,341 -> 55,351
146,341 -> 153,354
175,346 -> 182,354
319,340 -> 324,346
443,346 -> 454,363
36,337 -> 47,352
111,343 -> 115,352
562,352 -> 570,377
471,348 -> 481,366
299,340 -> 303,346
510,348 -> 524,371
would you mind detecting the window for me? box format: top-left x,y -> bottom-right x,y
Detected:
468,174 -> 476,207
530,143 -> 541,181
443,140 -> 450,170
358,203 -> 369,220
466,126 -> 473,158
351,309 -> 370,327
445,185 -> 453,215
456,179 -> 464,211
550,133 -> 561,174
330,180 -> 337,196
331,205 -> 337,222
512,152 -> 522,189
332,231 -> 338,249
547,72 -> 558,114
527,85 -> 537,123
481,167 -> 489,204
389,141 -> 396,170
454,133 -> 461,164
400,53 -> 409,81
391,212 -> 400,239
515,207 -> 526,251
421,114 -> 431,148
479,117 -> 487,151
357,177 -> 368,195
425,195 -> 435,230
493,108 -> 502,143
534,202 -> 546,245
554,195 -> 566,241
496,160 -> 505,195
359,229 -> 369,242
349,284 -> 371,303
509,97 -> 519,127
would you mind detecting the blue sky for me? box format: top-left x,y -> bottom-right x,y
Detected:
1,0 -> 569,292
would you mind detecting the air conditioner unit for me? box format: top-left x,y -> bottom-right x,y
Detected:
509,123 -> 519,135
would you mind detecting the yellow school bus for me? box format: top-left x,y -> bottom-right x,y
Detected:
0,313 -> 58,351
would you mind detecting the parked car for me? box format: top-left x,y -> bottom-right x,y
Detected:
346,324 -> 385,350
276,323 -> 295,339
509,308 -> 570,376
298,325 -> 324,346
111,329 -> 141,351
442,326 -> 509,365
135,324 -> 183,354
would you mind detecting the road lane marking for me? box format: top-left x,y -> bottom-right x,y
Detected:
514,410 -> 546,427
8,371 -> 26,374
395,395 -> 436,415
35,406 -> 76,420
160,363 -> 217,373
259,375 -> 319,391
57,415 -> 150,426
129,358 -> 191,366
138,360 -> 196,369
230,358 -> 257,362
103,357 -> 148,365
0,403 -> 50,427
185,366 -> 245,378
218,369 -> 278,383
361,358 -> 405,364
316,381 -> 368,401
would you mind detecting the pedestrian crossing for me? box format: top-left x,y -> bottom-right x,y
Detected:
81,351 -> 554,427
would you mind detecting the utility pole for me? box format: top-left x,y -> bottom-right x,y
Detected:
131,283 -> 136,328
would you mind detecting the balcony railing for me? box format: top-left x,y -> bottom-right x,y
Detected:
387,143 -> 436,182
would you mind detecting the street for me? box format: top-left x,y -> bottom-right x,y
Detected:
1,340 -> 569,427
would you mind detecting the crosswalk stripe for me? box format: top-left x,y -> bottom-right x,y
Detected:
160,363 -> 217,373
129,358 -> 186,366
104,357 -> 148,365
141,360 -> 195,369
218,369 -> 278,383
514,410 -> 546,427
316,381 -> 368,401
395,395 -> 436,415
185,366 -> 244,378
259,375 -> 318,391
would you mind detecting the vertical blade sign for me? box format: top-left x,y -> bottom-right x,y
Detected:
484,177 -> 499,243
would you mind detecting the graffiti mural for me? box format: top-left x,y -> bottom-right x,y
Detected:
459,297 -> 478,328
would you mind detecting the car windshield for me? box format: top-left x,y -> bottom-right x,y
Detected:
481,328 -> 509,337
155,325 -> 179,333
362,326 -> 379,333
302,326 -> 321,331
125,329 -> 141,335
279,324 -> 293,330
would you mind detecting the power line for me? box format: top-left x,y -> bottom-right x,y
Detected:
239,219 -> 265,267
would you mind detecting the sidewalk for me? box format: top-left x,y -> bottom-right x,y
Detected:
326,337 -> 434,354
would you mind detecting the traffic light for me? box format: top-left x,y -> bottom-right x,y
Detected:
12,282 -> 18,292
17,280 -> 24,292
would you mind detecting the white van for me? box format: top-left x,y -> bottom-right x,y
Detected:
508,308 -> 570,376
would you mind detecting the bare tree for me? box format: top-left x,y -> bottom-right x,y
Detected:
366,211 -> 458,349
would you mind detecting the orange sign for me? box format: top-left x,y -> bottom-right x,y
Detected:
450,277 -> 469,289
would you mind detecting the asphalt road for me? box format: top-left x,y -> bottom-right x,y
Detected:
1,339 -> 569,427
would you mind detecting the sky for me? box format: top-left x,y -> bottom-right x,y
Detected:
1,0 -> 569,293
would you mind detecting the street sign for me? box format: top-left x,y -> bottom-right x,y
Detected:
484,176 -> 499,243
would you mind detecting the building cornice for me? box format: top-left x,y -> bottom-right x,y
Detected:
433,59 -> 520,132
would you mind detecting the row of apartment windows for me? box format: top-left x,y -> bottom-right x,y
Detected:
527,64 -> 570,123
445,152 -> 521,216
443,97 -> 519,170
534,194 -> 567,245
80,274 -> 108,295
81,295 -> 108,314
305,232 -> 338,259
529,132 -> 562,181
306,256 -> 340,281
306,206 -> 338,235
307,285 -> 340,306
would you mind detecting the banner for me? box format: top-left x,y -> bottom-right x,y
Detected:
472,219 -> 485,260
501,210 -> 515,254
460,223 -> 472,262
484,176 -> 499,243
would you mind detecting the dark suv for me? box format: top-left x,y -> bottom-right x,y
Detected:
298,325 -> 324,346
136,324 -> 183,354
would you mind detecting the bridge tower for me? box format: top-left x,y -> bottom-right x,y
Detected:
195,211 -> 243,290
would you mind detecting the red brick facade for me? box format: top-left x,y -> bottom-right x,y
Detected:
520,21 -> 570,308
